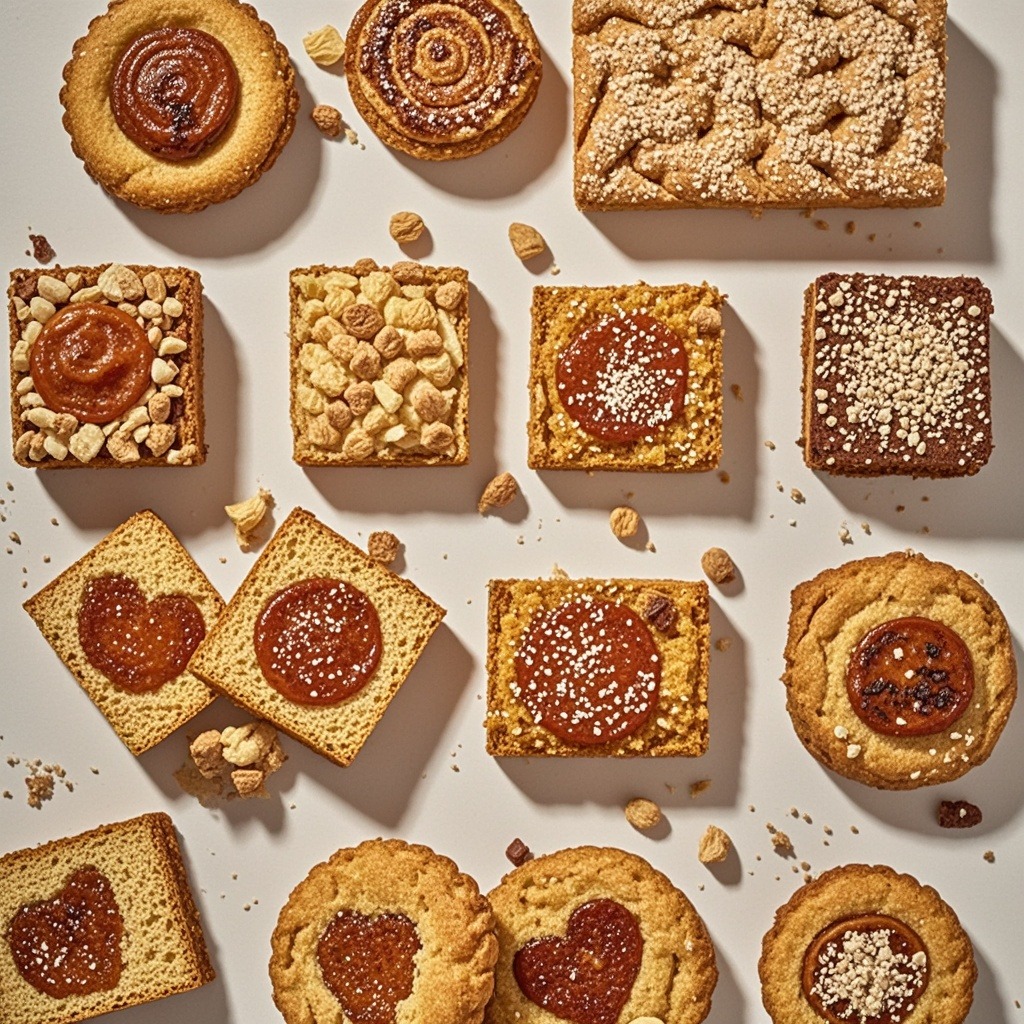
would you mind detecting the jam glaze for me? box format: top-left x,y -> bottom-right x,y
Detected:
317,910 -> 420,1024
254,578 -> 383,705
29,303 -> 153,423
111,27 -> 239,160
77,574 -> 206,693
802,914 -> 929,1024
846,617 -> 974,737
7,866 -> 124,999
556,312 -> 689,443
512,596 -> 660,746
513,899 -> 643,1024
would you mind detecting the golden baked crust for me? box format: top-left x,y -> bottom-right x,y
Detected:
485,846 -> 716,1024
486,577 -> 710,758
269,838 -> 497,1024
573,0 -> 946,210
759,864 -> 975,1024
345,0 -> 542,160
9,264 -> 204,469
782,552 -> 1017,789
61,0 -> 298,213
528,283 -> 723,472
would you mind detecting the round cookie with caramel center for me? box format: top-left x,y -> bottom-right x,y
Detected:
345,0 -> 542,160
61,0 -> 298,213
760,864 -> 976,1024
269,839 -> 497,1024
485,846 -> 716,1024
782,552 -> 1017,789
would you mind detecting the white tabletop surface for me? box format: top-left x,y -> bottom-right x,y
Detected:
2,2 -> 1022,1022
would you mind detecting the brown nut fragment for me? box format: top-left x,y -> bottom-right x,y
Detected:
311,104 -> 343,138
624,797 -> 662,831
367,530 -> 400,564
701,546 -> 736,584
698,825 -> 731,864
342,302 -> 385,340
505,838 -> 534,866
508,222 -> 547,261
389,211 -> 426,244
641,591 -> 678,635
610,505 -> 641,539
303,24 -> 344,66
938,800 -> 983,829
689,305 -> 722,334
478,471 -> 518,514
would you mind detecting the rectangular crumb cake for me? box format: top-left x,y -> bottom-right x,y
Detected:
802,273 -> 993,477
573,0 -> 947,210
486,577 -> 710,758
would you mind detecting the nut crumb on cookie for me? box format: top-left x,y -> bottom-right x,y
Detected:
311,104 -> 343,138
625,797 -> 662,831
610,505 -> 641,538
508,222 -> 546,260
478,471 -> 518,513
225,487 -> 273,549
699,824 -> 731,863
303,24 -> 344,66
701,547 -> 735,584
390,210 -> 426,244
367,530 -> 400,564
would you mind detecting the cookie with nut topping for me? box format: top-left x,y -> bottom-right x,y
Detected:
782,552 -> 1017,789
9,264 -> 205,469
290,261 -> 469,466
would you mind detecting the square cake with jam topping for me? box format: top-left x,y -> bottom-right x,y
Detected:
290,260 -> 469,466
486,576 -> 710,758
573,0 -> 946,210
802,273 -> 993,477
189,507 -> 446,768
23,510 -> 222,756
9,264 -> 205,468
528,283 -> 723,471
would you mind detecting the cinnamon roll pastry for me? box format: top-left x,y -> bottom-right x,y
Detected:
345,0 -> 543,160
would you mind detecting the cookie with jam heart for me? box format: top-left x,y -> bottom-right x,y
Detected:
269,839 -> 498,1024
485,846 -> 716,1024
60,0 -> 298,212
759,864 -> 976,1024
782,552 -> 1017,789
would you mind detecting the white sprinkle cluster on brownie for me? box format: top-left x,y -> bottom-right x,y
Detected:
804,274 -> 992,477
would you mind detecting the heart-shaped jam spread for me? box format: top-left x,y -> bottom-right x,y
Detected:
317,910 -> 420,1024
846,617 -> 973,736
111,27 -> 239,160
513,597 -> 660,745
802,914 -> 929,1024
7,866 -> 124,998
29,303 -> 153,423
254,578 -> 383,705
513,899 -> 643,1024
77,574 -> 206,693
556,312 -> 689,443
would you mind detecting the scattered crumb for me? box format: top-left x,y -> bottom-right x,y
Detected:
344,127 -> 362,147
50,517 -> 58,525
29,233 -> 56,264
549,264 -> 560,276
690,779 -> 712,798
860,522 -> 872,535
225,487 -> 273,549
624,797 -> 662,831
814,219 -> 829,230
788,519 -> 797,527
914,221 -> 922,228
26,774 -> 55,809
775,481 -> 784,492
505,838 -> 533,866
310,104 -> 343,138
838,523 -> 853,544
764,440 -> 776,450
90,766 -> 99,774
718,470 -> 730,484
645,540 -> 656,552
176,722 -> 287,807
938,800 -> 983,829
508,222 -> 546,261
714,637 -> 732,652
730,384 -> 743,401
868,233 -> 876,242
983,850 -> 995,863
844,221 -> 856,235
609,505 -> 641,539
749,804 -> 756,812
9,532 -> 21,544
367,530 -> 401,565
698,825 -> 731,864
802,812 -> 812,824
851,825 -> 860,834
516,536 -> 524,545
389,210 -> 426,245
478,472 -> 518,514
219,556 -> 227,564
800,861 -> 811,871
2,791 -> 11,799
804,872 -> 813,882
770,829 -> 794,856
701,547 -> 735,585
451,764 -> 460,772
665,783 -> 676,795
790,487 -> 805,504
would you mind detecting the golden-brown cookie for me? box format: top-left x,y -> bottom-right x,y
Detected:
485,846 -> 716,1024
269,839 -> 497,1024
61,0 -> 298,213
345,0 -> 543,160
782,552 -> 1017,790
759,864 -> 976,1024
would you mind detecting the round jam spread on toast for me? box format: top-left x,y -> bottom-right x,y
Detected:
77,574 -> 206,692
254,578 -> 382,705
111,27 -> 239,160
29,303 -> 152,423
513,899 -> 643,1024
802,914 -> 928,1024
513,597 -> 660,746
555,312 -> 688,443
317,910 -> 420,1024
846,617 -> 973,736
8,866 -> 124,998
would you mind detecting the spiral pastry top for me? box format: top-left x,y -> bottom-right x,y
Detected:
345,0 -> 543,160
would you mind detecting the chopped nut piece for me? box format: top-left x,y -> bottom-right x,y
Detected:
367,530 -> 400,564
311,104 -> 343,138
698,825 -> 731,863
478,471 -> 518,513
225,487 -> 274,550
342,302 -> 385,340
505,838 -> 534,866
508,222 -> 546,260
390,211 -> 426,244
641,591 -> 678,635
180,720 -> 287,805
190,731 -> 229,779
701,546 -> 736,584
689,305 -> 722,334
624,797 -> 662,831
689,779 -> 712,798
938,800 -> 983,829
303,24 -> 344,66
609,505 -> 641,538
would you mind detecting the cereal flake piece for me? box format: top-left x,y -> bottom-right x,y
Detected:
303,25 -> 344,66
478,471 -> 518,513
610,505 -> 641,538
698,825 -> 731,864
701,547 -> 735,584
508,222 -> 546,261
390,211 -> 426,244
625,797 -> 662,831
311,104 -> 343,138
